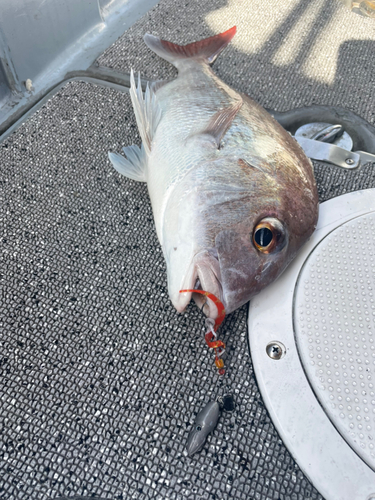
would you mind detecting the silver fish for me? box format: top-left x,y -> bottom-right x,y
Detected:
109,27 -> 319,320
186,401 -> 220,456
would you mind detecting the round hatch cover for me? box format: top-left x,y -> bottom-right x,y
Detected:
248,189 -> 375,500
294,212 -> 375,471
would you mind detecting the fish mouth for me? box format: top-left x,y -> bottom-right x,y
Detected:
177,249 -> 223,320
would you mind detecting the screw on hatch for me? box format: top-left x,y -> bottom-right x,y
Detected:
266,341 -> 286,360
345,158 -> 355,165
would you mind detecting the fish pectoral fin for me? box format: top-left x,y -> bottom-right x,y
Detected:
108,143 -> 147,182
129,70 -> 162,156
192,99 -> 243,149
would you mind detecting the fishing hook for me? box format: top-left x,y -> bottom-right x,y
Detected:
179,289 -> 226,375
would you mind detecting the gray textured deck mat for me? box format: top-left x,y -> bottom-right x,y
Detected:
1,0 -> 375,499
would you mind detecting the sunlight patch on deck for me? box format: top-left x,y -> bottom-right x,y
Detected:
205,0 -> 296,53
206,0 -> 375,86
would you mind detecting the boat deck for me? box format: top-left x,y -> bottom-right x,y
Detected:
1,0 -> 375,498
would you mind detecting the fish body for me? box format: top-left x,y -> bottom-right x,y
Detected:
109,27 -> 319,319
186,401 -> 220,456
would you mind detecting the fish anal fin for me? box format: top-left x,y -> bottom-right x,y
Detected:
191,99 -> 243,149
144,26 -> 236,68
108,143 -> 147,182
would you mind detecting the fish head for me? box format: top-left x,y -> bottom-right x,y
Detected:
205,153 -> 319,315
164,145 -> 318,320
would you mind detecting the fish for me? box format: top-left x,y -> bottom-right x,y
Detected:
108,27 -> 319,320
186,401 -> 220,456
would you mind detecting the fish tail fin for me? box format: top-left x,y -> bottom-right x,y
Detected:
143,26 -> 236,68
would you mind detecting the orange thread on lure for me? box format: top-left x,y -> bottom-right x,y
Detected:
179,289 -> 226,375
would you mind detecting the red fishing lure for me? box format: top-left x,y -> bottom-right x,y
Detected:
179,289 -> 226,375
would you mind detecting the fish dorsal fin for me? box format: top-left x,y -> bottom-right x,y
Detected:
108,143 -> 147,182
108,71 -> 161,181
129,69 -> 162,156
190,98 -> 243,149
144,26 -> 236,68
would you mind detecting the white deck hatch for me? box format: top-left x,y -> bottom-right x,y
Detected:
248,188 -> 375,500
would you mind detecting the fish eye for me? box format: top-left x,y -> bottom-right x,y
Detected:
252,218 -> 286,254
254,226 -> 273,248
196,425 -> 202,431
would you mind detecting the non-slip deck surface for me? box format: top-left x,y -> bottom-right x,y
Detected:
1,0 -> 375,499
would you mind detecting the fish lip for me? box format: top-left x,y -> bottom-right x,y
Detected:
173,275 -> 195,313
171,249 -> 224,318
192,249 -> 225,319
169,258 -> 199,312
